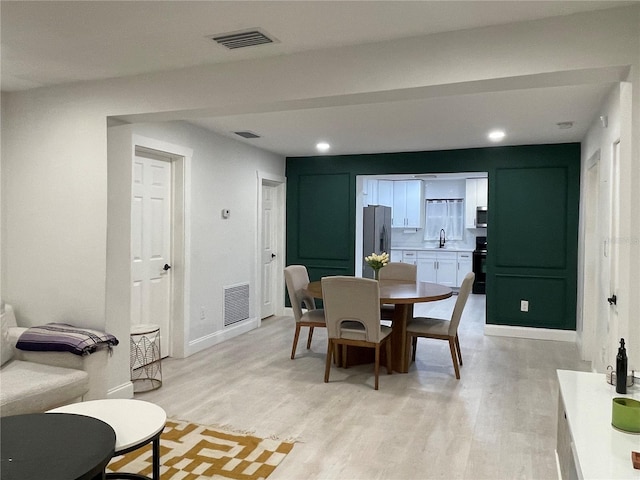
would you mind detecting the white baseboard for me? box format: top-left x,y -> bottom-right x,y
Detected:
555,449 -> 562,480
283,307 -> 293,316
484,324 -> 577,342
186,317 -> 260,357
108,381 -> 134,399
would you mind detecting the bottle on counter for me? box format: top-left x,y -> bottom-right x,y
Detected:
616,338 -> 627,394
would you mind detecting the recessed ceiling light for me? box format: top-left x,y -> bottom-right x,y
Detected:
316,142 -> 330,152
488,130 -> 506,142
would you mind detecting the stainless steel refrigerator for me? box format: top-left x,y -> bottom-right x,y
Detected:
363,205 -> 392,279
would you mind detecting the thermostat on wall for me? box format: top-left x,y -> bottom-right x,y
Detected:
222,209 -> 230,219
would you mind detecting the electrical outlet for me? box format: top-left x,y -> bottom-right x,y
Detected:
200,307 -> 206,320
520,300 -> 529,312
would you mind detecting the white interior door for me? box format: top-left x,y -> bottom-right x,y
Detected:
607,141 -> 621,350
593,141 -> 621,371
131,153 -> 172,357
582,153 -> 600,362
261,183 -> 277,318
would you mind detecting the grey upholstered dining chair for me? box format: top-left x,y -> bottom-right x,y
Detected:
321,276 -> 392,390
378,262 -> 417,320
406,272 -> 475,379
284,265 -> 326,359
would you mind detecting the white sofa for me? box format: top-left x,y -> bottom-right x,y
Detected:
0,304 -> 110,417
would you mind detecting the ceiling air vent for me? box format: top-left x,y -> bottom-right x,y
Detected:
234,131 -> 261,139
209,29 -> 275,50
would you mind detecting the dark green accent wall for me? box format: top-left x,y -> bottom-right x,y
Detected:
286,144 -> 580,330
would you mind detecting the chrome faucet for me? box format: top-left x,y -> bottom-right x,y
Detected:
439,229 -> 446,248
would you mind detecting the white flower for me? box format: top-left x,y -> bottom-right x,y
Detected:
365,252 -> 389,270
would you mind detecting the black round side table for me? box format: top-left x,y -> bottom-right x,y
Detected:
1,412 -> 116,480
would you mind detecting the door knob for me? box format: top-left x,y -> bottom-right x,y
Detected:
271,253 -> 276,259
607,294 -> 617,305
163,264 -> 171,271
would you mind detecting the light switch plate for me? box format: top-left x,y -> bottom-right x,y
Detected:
520,300 -> 529,312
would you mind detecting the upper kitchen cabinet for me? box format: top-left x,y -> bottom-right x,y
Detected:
465,177 -> 488,228
392,180 -> 423,228
377,180 -> 394,207
364,179 -> 393,207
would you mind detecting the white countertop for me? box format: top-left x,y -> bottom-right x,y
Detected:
391,246 -> 474,252
557,369 -> 640,479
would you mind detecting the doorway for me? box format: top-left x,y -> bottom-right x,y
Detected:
258,172 -> 285,320
129,137 -> 191,359
585,139 -> 621,372
131,148 -> 173,357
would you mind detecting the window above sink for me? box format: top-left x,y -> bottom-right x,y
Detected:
424,199 -> 464,241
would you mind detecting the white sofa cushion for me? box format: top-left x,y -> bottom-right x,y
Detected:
0,305 -> 17,366
0,360 -> 89,416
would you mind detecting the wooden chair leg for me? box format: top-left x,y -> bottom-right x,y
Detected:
324,340 -> 333,383
448,337 -> 460,379
385,338 -> 392,374
291,324 -> 301,359
455,335 -> 463,366
374,344 -> 380,390
306,326 -> 314,349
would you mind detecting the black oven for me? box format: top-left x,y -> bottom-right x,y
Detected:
472,236 -> 487,294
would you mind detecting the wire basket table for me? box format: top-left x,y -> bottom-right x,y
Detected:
130,324 -> 162,392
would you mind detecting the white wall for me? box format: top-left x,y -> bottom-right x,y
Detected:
579,77 -> 640,371
2,5 -> 639,394
103,121 -> 284,394
128,121 -> 284,345
579,85 -> 622,371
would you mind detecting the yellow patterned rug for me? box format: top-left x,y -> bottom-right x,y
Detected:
107,419 -> 294,479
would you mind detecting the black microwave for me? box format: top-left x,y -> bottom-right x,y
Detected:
476,206 -> 488,228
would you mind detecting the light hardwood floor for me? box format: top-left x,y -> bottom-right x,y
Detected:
136,294 -> 590,479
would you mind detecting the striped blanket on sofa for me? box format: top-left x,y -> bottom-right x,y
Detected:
16,323 -> 119,356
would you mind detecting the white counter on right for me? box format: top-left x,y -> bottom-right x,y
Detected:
557,369 -> 640,480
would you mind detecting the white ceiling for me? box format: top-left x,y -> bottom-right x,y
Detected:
1,1 -> 634,156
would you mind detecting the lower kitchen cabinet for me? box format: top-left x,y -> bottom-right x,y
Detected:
402,250 -> 417,265
390,249 -> 403,263
417,251 -> 457,286
392,250 -> 473,288
456,252 -> 473,287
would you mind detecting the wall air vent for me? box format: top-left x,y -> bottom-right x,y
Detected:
209,29 -> 276,50
234,131 -> 261,139
224,283 -> 250,327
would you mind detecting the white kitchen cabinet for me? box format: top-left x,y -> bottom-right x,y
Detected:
392,180 -> 423,228
456,252 -> 473,287
390,249 -> 402,263
402,250 -> 417,265
365,179 -> 393,207
477,178 -> 488,206
377,180 -> 393,207
417,251 -> 457,286
417,252 -> 437,282
363,178 -> 377,207
464,178 -> 488,228
436,253 -> 457,286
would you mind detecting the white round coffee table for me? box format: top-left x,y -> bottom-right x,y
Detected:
48,399 -> 166,479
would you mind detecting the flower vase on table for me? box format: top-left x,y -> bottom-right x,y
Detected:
365,252 -> 389,280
